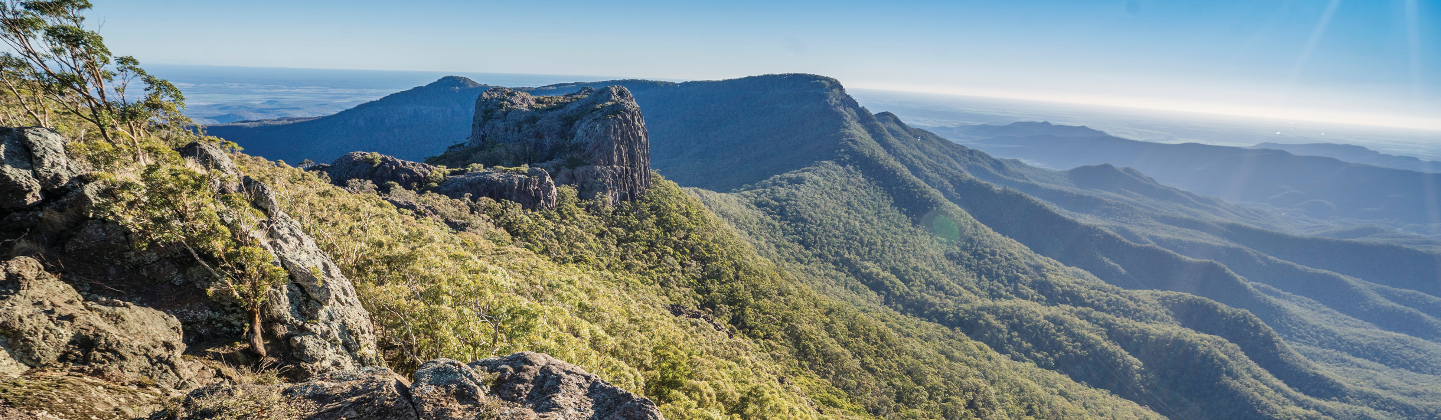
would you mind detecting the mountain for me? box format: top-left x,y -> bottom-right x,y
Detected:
1253,142 -> 1441,173
935,126 -> 1441,236
205,76 -> 492,163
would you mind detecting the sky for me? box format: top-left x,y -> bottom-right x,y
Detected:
86,0 -> 1441,130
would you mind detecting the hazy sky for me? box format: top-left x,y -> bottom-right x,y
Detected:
88,0 -> 1440,130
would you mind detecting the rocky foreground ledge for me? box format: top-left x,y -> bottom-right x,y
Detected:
183,352 -> 662,420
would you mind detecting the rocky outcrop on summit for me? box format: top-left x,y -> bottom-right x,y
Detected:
321,151 -> 439,189
0,257 -> 188,387
471,86 -> 650,205
434,167 -> 558,210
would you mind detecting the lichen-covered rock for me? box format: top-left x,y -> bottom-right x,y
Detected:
472,352 -> 664,420
178,141 -> 242,193
409,358 -> 494,419
0,127 -> 79,209
324,151 -> 438,190
470,86 -> 650,205
435,167 -> 558,210
241,177 -> 382,380
282,367 -> 418,420
0,257 -> 188,387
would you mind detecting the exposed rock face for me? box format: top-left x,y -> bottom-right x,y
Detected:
241,177 -> 383,380
473,352 -> 664,420
434,167 -> 558,210
323,151 -> 438,190
0,127 -> 80,209
0,257 -> 188,387
281,367 -> 418,420
471,86 -> 651,205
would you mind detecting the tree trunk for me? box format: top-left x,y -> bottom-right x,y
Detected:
248,309 -> 268,358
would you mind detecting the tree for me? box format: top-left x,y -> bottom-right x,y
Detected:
0,0 -> 188,162
100,164 -> 289,358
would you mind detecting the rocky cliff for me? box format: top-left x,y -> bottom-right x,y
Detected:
469,86 -> 651,205
316,152 -> 559,210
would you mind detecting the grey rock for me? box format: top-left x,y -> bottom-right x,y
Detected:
470,86 -> 650,205
0,257 -> 188,387
242,176 -> 382,380
325,151 -> 437,190
177,141 -> 241,193
410,358 -> 493,419
0,127 -> 79,209
473,352 -> 664,420
283,366 -> 419,420
436,167 -> 558,210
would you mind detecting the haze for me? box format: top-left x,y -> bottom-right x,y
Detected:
89,0 -> 1439,130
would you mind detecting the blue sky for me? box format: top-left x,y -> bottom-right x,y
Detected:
88,0 -> 1440,129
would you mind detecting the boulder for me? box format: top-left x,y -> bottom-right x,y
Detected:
473,352 -> 664,420
435,167 -> 558,210
241,177 -> 383,380
409,359 -> 493,419
0,257 -> 188,387
0,127 -> 79,209
470,86 -> 650,205
282,367 -> 418,420
324,152 -> 438,190
177,141 -> 241,193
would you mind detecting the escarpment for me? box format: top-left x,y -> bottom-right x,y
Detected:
434,85 -> 651,206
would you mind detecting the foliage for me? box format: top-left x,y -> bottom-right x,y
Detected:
0,0 -> 189,158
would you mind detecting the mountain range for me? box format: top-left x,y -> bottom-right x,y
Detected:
1252,142 -> 1441,173
925,124 -> 1441,238
204,73 -> 1441,419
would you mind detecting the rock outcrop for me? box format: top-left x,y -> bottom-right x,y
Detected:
241,177 -> 383,380
0,127 -> 80,210
434,167 -> 558,210
0,129 -> 382,383
181,352 -> 666,420
280,367 -> 418,420
474,352 -> 665,420
471,86 -> 651,205
321,151 -> 439,190
0,257 -> 188,387
321,151 -> 560,210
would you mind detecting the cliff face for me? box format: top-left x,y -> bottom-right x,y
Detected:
470,86 -> 650,205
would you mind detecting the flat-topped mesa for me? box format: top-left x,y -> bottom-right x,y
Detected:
470,85 -> 651,205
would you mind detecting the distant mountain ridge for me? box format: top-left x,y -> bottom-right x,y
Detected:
1253,142 -> 1441,173
935,123 -> 1441,233
939,120 -> 1110,139
206,76 -> 492,162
